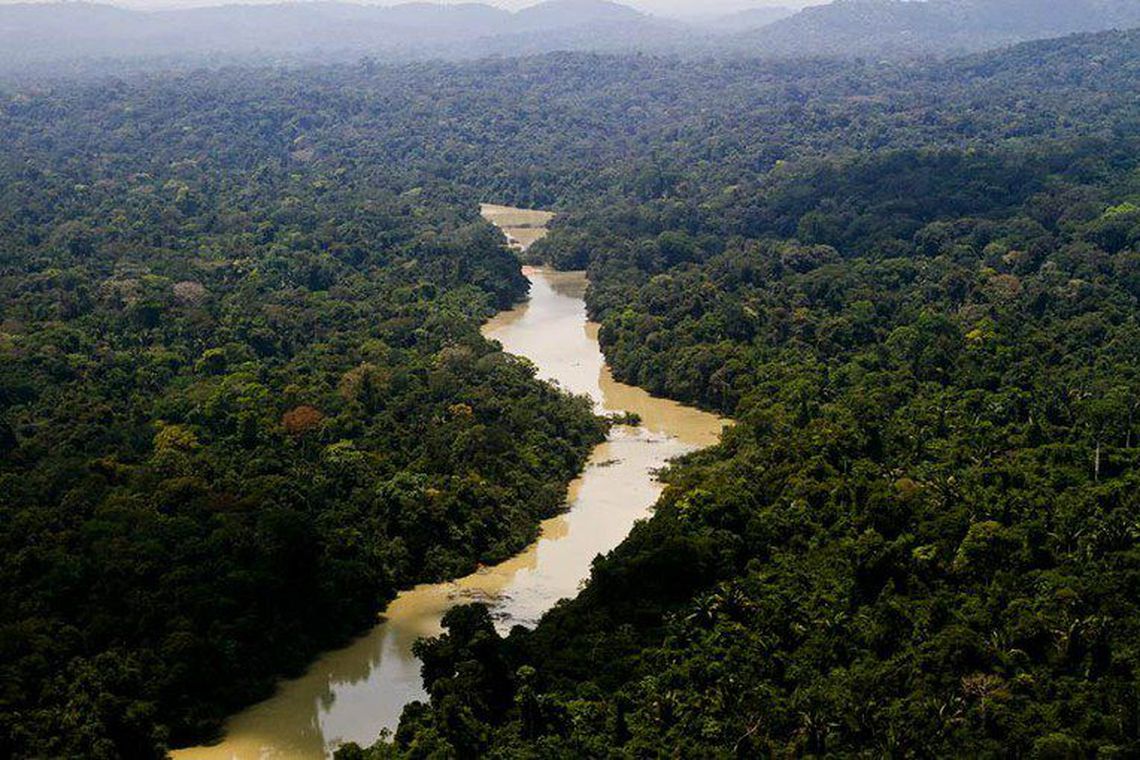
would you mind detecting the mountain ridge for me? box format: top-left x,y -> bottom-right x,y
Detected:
734,0 -> 1140,57
0,0 -> 677,67
3,0 -> 1140,72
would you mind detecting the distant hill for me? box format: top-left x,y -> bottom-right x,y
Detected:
696,5 -> 797,33
4,0 -> 1140,73
734,0 -> 1140,58
512,0 -> 646,31
0,0 -> 682,71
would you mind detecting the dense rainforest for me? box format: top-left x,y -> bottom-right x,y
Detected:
0,78 -> 607,758
1,24 -> 1139,760
352,32 -> 1139,760
357,140 -> 1140,757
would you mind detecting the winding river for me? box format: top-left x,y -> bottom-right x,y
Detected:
172,206 -> 724,759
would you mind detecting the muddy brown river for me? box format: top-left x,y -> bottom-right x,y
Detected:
171,207 -> 724,759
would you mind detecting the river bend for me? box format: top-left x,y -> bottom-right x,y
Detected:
172,206 -> 723,759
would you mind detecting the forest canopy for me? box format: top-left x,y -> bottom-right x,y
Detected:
347,30 -> 1140,760
1,23 -> 1139,760
0,69 -> 607,758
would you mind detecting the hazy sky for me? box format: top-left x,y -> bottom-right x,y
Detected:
1,0 -> 827,20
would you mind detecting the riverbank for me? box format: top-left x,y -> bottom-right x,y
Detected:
170,207 -> 723,759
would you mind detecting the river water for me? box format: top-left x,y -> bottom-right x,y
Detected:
171,207 -> 723,759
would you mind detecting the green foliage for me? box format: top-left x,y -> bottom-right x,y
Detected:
0,77 -> 606,757
349,32 -> 1140,760
4,23 -> 1140,760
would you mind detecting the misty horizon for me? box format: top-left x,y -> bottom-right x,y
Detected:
0,0 -> 825,19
